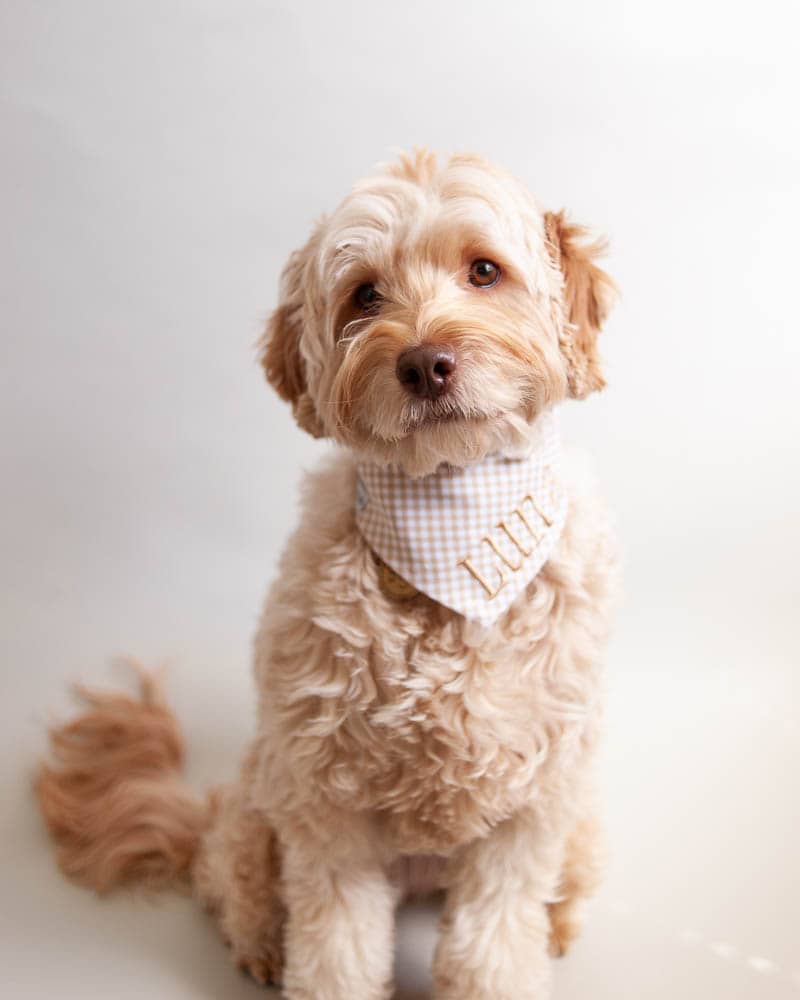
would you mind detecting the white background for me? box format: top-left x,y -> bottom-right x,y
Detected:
1,2 -> 798,997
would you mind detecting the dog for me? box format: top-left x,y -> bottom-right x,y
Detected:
37,148 -> 617,1000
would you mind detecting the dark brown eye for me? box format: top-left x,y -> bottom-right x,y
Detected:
354,282 -> 380,311
468,259 -> 501,288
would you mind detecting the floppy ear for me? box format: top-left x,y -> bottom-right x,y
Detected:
259,229 -> 325,438
544,210 -> 616,399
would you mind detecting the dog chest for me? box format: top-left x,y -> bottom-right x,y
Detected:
302,638 -> 590,853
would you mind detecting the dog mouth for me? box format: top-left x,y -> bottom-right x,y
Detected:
402,404 -> 490,433
417,411 -> 468,427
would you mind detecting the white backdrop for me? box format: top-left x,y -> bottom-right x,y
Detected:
2,2 -> 798,998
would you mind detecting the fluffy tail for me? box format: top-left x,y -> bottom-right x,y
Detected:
35,667 -> 208,892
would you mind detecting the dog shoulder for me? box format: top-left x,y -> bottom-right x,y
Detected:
263,450 -> 366,615
297,450 -> 360,543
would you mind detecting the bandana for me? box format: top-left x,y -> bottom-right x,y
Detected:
355,410 -> 567,627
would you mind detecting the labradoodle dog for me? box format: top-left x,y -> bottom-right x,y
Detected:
37,149 -> 617,1000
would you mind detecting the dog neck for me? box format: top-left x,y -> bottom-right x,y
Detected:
354,409 -> 567,627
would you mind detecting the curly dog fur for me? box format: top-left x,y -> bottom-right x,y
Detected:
36,149 -> 616,1000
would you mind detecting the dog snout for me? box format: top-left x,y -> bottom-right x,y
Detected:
396,345 -> 457,400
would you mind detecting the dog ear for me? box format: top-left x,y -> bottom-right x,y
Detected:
544,210 -> 616,399
259,229 -> 325,438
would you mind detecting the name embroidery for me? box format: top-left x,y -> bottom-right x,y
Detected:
458,488 -> 558,600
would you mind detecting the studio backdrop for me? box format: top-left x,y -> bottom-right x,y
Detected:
1,2 -> 798,998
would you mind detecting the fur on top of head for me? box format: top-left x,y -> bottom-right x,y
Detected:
260,148 -> 615,477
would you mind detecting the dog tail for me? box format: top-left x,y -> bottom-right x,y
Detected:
34,666 -> 208,893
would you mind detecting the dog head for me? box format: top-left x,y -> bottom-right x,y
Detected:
261,150 -> 615,476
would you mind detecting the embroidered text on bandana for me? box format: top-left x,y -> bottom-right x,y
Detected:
355,410 -> 567,627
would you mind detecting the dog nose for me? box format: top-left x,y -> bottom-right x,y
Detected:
396,345 -> 457,400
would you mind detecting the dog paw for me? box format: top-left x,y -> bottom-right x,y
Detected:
234,949 -> 283,987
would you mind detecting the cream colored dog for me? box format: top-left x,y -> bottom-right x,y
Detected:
37,149 -> 616,1000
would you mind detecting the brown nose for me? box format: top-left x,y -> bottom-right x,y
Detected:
396,345 -> 457,400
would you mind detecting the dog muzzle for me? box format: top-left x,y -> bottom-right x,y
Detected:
355,408 -> 567,627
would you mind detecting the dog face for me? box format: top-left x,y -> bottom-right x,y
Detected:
261,150 -> 614,476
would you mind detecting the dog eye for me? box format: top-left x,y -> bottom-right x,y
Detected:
468,259 -> 501,288
354,282 -> 381,311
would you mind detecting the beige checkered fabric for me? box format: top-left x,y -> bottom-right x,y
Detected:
355,409 -> 567,627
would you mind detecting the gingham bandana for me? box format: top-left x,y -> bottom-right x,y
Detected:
355,409 -> 567,627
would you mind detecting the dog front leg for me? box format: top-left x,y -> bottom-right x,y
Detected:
433,809 -> 565,1000
279,811 -> 396,1000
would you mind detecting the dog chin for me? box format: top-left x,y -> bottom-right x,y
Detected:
356,409 -> 536,478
